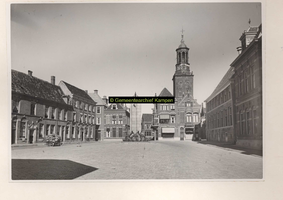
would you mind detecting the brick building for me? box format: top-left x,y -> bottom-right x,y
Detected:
230,24 -> 262,150
58,81 -> 97,142
104,103 -> 130,139
88,90 -> 107,141
11,70 -> 74,144
155,32 -> 202,139
205,67 -> 235,143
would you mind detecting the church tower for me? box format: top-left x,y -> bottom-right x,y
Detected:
172,30 -> 194,101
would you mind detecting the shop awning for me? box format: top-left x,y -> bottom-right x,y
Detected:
162,128 -> 175,133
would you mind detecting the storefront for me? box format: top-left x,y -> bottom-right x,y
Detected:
161,127 -> 175,138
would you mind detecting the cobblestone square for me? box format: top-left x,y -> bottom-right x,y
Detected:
12,140 -> 263,180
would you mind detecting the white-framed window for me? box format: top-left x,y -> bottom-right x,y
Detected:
186,113 -> 192,122
85,104 -> 88,111
112,104 -> 117,110
97,106 -> 101,114
76,101 -> 79,108
171,105 -> 175,110
97,117 -> 101,125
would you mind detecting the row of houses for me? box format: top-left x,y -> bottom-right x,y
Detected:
205,24 -> 262,150
11,70 -> 130,145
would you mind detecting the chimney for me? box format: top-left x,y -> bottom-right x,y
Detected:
28,70 -> 33,76
102,96 -> 108,105
51,76 -> 55,85
85,90 -> 88,94
94,90 -> 98,94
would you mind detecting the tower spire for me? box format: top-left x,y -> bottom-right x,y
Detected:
181,28 -> 185,43
248,18 -> 251,27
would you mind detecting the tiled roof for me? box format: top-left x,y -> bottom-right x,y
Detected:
88,92 -> 106,106
159,88 -> 173,97
12,70 -> 67,105
205,67 -> 234,102
142,114 -> 153,122
61,81 -> 95,105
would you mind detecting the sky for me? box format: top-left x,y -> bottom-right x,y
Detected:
10,2 -> 262,114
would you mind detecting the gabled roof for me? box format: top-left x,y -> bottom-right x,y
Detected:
205,67 -> 234,102
61,81 -> 95,105
12,70 -> 68,106
142,114 -> 153,122
159,88 -> 173,97
106,103 -> 126,110
88,92 -> 106,106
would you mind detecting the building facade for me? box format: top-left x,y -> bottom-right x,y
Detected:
141,114 -> 153,138
104,103 -> 130,139
58,81 -> 97,142
230,25 -> 262,150
11,70 -> 74,144
205,68 -> 235,144
155,33 -> 202,139
88,90 -> 107,141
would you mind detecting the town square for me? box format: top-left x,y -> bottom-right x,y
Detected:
10,2 -> 263,181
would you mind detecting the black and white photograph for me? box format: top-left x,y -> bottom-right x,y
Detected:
9,2 -> 264,181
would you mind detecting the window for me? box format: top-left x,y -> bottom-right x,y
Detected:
253,109 -> 257,134
246,111 -> 250,135
171,116 -> 175,124
20,121 -> 26,138
193,113 -> 199,123
186,113 -> 192,123
51,108 -> 55,119
112,128 -> 116,137
119,128 -> 123,137
171,105 -> 175,110
73,113 -> 76,122
76,101 -> 79,108
80,102 -> 84,110
58,109 -> 62,120
112,104 -> 117,109
80,113 -> 84,123
97,117 -> 101,125
89,105 -> 92,112
30,103 -> 36,115
64,111 -> 67,121
45,107 -> 49,118
50,125 -> 55,134
85,104 -> 88,111
97,106 -> 101,114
